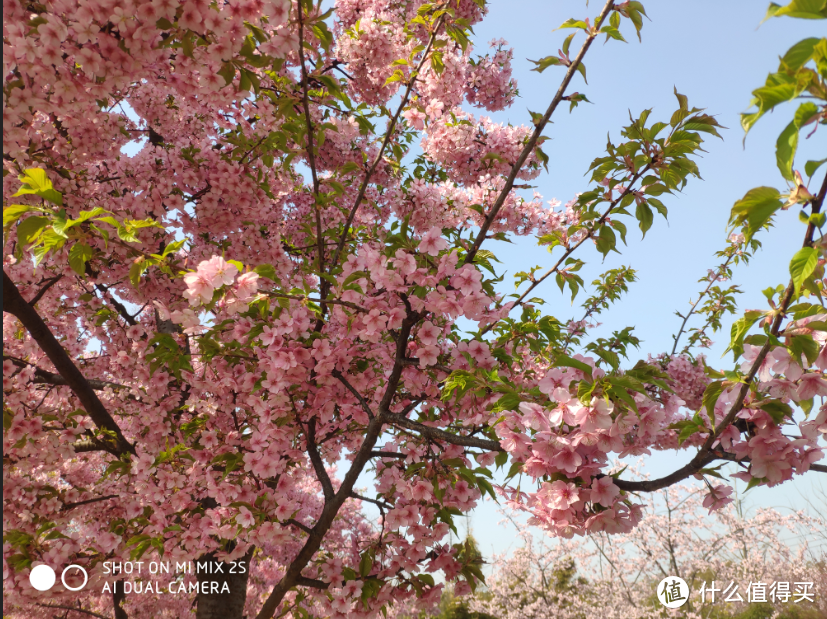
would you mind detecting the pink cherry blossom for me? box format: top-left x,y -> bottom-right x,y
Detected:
419,227 -> 448,256
589,476 -> 619,507
701,484 -> 734,513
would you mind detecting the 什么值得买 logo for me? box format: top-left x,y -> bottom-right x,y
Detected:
658,576 -> 690,608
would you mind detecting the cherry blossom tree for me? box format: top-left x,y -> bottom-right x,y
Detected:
470,483 -> 827,619
3,0 -> 826,617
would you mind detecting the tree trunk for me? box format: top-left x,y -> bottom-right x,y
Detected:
113,580 -> 128,619
195,548 -> 253,619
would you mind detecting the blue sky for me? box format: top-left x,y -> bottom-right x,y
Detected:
440,0 -> 827,560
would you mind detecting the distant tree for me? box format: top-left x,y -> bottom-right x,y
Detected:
472,484 -> 826,619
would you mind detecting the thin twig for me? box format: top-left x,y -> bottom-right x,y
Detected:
464,0 -> 617,266
28,275 -> 63,307
479,166 -> 650,336
296,1 -> 327,306
670,254 -> 735,355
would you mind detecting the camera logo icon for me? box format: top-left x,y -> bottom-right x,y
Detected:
29,564 -> 88,592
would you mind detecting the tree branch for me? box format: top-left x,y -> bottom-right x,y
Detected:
370,450 -> 407,459
72,439 -> 110,453
711,451 -> 827,475
670,253 -> 735,356
113,579 -> 128,619
255,311 -> 421,618
350,492 -> 392,511
305,418 -> 335,502
4,355 -> 127,391
384,412 -> 503,452
296,1 -> 327,316
94,283 -> 138,326
4,270 -> 135,456
263,291 -> 366,313
332,369 -> 375,420
62,495 -> 118,512
295,576 -> 330,590
28,275 -> 63,307
480,165 -> 650,336
285,519 -> 313,535
464,0 -> 616,266
615,169 -> 827,493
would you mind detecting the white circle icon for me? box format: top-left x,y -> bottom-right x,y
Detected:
61,565 -> 89,591
29,564 -> 56,591
658,576 -> 690,608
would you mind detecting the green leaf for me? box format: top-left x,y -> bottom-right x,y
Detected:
728,310 -> 764,359
253,263 -> 278,282
701,381 -> 723,426
576,62 -> 587,84
430,51 -> 444,75
359,549 -> 374,578
674,87 -> 689,111
161,239 -> 186,257
745,476 -> 766,492
68,243 -> 93,276
553,354 -> 593,379
775,119 -> 798,182
218,63 -> 236,86
595,225 -> 617,257
16,216 -> 50,246
758,400 -> 793,425
635,202 -> 653,237
561,32 -> 576,56
479,476 -> 497,500
557,18 -> 589,31
3,204 -> 37,228
771,0 -> 827,19
129,258 -> 151,287
805,157 -> 827,178
311,22 -> 334,52
494,451 -> 508,469
776,102 -> 819,181
730,187 -> 783,241
13,169 -> 63,205
674,420 -> 700,446
601,25 -> 626,42
781,37 -> 820,70
529,56 -> 563,73
789,246 -> 819,291
757,83 -> 799,112
383,68 -> 405,86
238,68 -> 254,93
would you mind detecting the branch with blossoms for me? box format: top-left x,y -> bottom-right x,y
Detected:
463,0 -> 617,266
612,169 -> 827,494
3,271 -> 134,457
